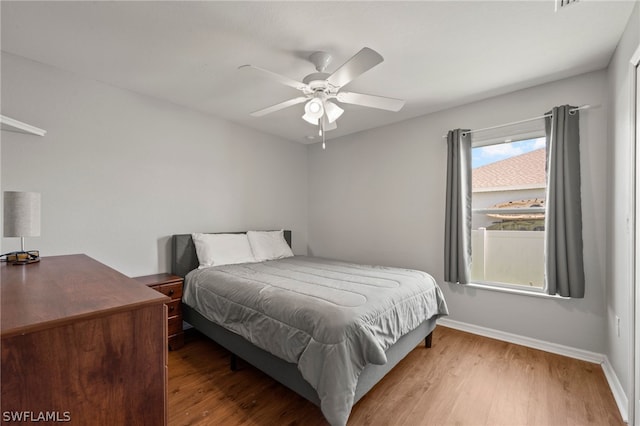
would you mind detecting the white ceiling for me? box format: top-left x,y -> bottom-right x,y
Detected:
1,1 -> 636,144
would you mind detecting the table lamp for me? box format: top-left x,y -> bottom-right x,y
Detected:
3,191 -> 41,265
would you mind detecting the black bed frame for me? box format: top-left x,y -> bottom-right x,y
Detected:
171,231 -> 435,408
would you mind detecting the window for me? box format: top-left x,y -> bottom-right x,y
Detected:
470,136 -> 546,290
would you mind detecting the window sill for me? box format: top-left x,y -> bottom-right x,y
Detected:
461,282 -> 571,300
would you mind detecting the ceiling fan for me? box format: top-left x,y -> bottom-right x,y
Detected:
239,47 -> 406,135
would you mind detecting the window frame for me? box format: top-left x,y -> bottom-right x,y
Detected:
470,130 -> 548,294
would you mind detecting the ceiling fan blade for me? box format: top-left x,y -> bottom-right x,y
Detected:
250,96 -> 308,117
326,47 -> 384,88
239,65 -> 308,91
336,91 -> 405,112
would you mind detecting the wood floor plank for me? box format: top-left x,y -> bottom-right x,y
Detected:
168,326 -> 624,426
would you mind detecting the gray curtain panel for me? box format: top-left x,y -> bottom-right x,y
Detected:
444,129 -> 472,284
544,105 -> 585,298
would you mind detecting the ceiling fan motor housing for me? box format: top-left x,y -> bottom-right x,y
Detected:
303,72 -> 331,90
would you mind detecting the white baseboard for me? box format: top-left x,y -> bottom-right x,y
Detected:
436,318 -> 628,422
602,357 -> 630,423
437,318 -> 604,362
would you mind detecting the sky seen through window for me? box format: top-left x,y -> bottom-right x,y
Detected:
472,137 -> 545,168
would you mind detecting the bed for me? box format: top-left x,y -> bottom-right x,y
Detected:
172,231 -> 448,426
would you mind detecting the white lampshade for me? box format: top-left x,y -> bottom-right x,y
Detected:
302,98 -> 324,125
324,101 -> 344,124
3,191 -> 41,238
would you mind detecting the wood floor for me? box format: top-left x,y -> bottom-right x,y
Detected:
168,326 -> 624,426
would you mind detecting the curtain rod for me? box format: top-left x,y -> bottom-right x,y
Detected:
441,104 -> 593,139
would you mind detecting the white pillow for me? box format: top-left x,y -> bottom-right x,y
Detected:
247,230 -> 294,262
191,233 -> 256,268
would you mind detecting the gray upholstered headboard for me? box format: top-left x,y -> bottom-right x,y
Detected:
171,230 -> 292,278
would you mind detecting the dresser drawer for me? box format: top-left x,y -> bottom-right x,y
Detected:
168,315 -> 183,336
157,282 -> 182,300
168,333 -> 184,351
167,299 -> 181,317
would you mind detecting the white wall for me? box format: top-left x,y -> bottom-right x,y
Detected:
606,1 -> 639,414
308,70 -> 608,353
1,53 -> 308,277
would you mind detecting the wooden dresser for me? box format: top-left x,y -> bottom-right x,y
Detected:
133,273 -> 184,350
1,254 -> 169,425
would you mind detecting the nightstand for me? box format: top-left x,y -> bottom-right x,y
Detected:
133,273 -> 184,350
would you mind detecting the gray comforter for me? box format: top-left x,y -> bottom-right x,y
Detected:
183,256 -> 448,425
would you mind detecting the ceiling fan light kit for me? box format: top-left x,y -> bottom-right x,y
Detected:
240,47 -> 406,140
